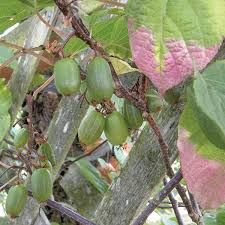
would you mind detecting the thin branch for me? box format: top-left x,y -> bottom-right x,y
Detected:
33,74 -> 55,98
0,39 -> 53,67
157,205 -> 185,209
161,201 -> 185,206
0,39 -> 23,51
0,39 -> 45,52
163,178 -> 184,225
26,94 -> 34,160
36,11 -> 66,38
144,114 -> 201,224
0,175 -> 18,192
24,95 -> 35,175
189,192 -> 205,225
0,52 -> 23,69
64,140 -> 108,167
46,198 -> 97,225
27,51 -> 53,66
0,166 -> 24,180
131,170 -> 183,225
0,161 -> 11,169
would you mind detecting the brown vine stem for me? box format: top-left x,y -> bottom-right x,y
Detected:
132,170 -> 183,225
46,198 -> 97,225
163,178 -> 184,225
54,1 -> 201,224
64,139 -> 108,167
189,191 -> 204,224
144,113 -> 201,224
26,94 -> 34,171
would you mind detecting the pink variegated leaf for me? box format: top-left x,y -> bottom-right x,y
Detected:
126,0 -> 225,93
178,129 -> 225,209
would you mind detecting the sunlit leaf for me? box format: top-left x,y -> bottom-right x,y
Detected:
64,37 -> 87,55
110,57 -> 137,75
0,0 -> 53,32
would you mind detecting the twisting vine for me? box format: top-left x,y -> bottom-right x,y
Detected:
53,1 -> 203,224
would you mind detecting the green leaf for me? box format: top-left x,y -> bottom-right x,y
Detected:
189,61 -> 225,149
0,0 -> 53,32
216,205 -> 225,225
64,37 -> 88,55
0,113 -> 11,142
0,79 -> 12,115
65,14 -> 130,57
76,159 -> 109,193
114,147 -> 126,165
92,16 -> 131,58
110,57 -> 137,75
179,104 -> 225,162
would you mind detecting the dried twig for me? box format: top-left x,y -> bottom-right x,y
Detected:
163,178 -> 184,225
